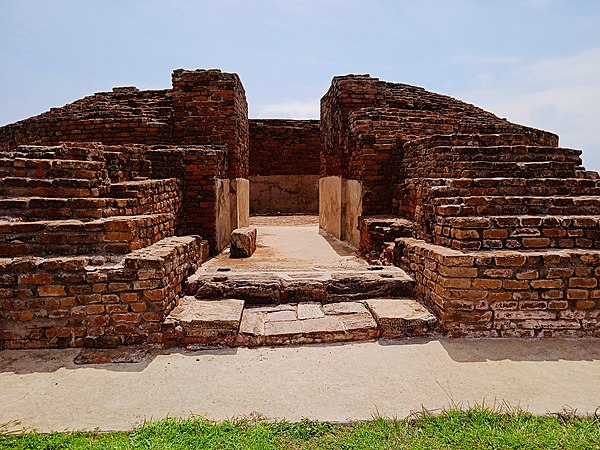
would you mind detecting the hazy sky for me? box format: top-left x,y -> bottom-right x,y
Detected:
1,0 -> 599,169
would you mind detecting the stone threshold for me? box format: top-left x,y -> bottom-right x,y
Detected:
162,297 -> 437,348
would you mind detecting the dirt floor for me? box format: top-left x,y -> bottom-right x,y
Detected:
203,215 -> 367,272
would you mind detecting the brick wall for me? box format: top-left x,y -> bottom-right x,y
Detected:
249,119 -> 320,176
249,119 -> 320,215
0,213 -> 175,258
396,238 -> 600,337
0,88 -> 173,150
0,236 -> 208,349
320,75 -> 558,217
171,69 -> 249,179
320,75 -> 383,178
147,146 -> 228,251
0,69 -> 249,182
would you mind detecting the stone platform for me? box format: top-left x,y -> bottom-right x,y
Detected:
164,297 -> 436,347
162,217 -> 437,347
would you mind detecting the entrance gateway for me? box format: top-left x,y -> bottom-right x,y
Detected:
0,69 -> 598,351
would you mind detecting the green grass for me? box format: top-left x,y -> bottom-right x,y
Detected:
1,408 -> 599,449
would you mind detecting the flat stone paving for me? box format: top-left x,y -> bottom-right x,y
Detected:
165,298 -> 245,344
1,338 -> 600,432
237,302 -> 378,346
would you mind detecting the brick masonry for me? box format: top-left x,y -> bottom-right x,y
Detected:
395,238 -> 600,338
321,74 -> 599,337
249,119 -> 320,214
0,69 -> 248,349
0,236 -> 207,349
249,119 -> 320,177
1,69 -> 599,347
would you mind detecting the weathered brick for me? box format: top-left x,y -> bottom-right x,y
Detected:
567,289 -> 589,300
531,279 -> 563,289
548,300 -> 568,310
38,285 -> 66,297
494,254 -> 526,267
569,278 -> 597,288
503,280 -> 529,290
18,273 -> 53,285
576,300 -> 596,310
472,279 -> 503,289
547,268 -> 574,278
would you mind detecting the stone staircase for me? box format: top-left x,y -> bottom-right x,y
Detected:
163,261 -> 437,347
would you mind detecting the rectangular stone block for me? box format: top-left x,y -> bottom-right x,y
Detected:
230,227 -> 257,258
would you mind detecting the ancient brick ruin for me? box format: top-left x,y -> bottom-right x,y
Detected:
0,69 -> 598,350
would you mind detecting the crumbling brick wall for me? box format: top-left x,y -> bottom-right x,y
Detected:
396,238 -> 600,338
0,236 -> 207,349
0,88 -> 173,150
249,119 -> 320,176
171,69 -> 249,179
321,76 -> 559,218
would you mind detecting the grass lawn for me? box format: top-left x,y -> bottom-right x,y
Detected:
1,408 -> 599,449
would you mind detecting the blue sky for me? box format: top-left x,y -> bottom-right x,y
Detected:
1,0 -> 599,169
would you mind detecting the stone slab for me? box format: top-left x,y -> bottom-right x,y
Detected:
323,302 -> 366,315
297,302 -> 325,320
236,302 -> 379,346
166,298 -> 245,343
187,269 -> 414,304
366,298 -> 437,337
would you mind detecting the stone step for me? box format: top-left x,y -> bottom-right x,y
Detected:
236,301 -> 379,346
162,297 -> 437,347
163,298 -> 245,346
0,176 -> 107,198
0,144 -> 104,161
447,159 -> 583,178
0,213 -> 174,257
186,267 -> 415,304
435,195 -> 600,217
433,145 -> 582,163
109,179 -> 179,199
435,215 -> 600,251
447,161 -> 583,178
401,132 -> 553,150
366,298 -> 437,337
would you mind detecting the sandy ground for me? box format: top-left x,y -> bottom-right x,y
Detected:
1,338 -> 600,432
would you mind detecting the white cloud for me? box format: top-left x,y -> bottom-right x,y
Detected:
519,47 -> 600,86
254,99 -> 319,119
